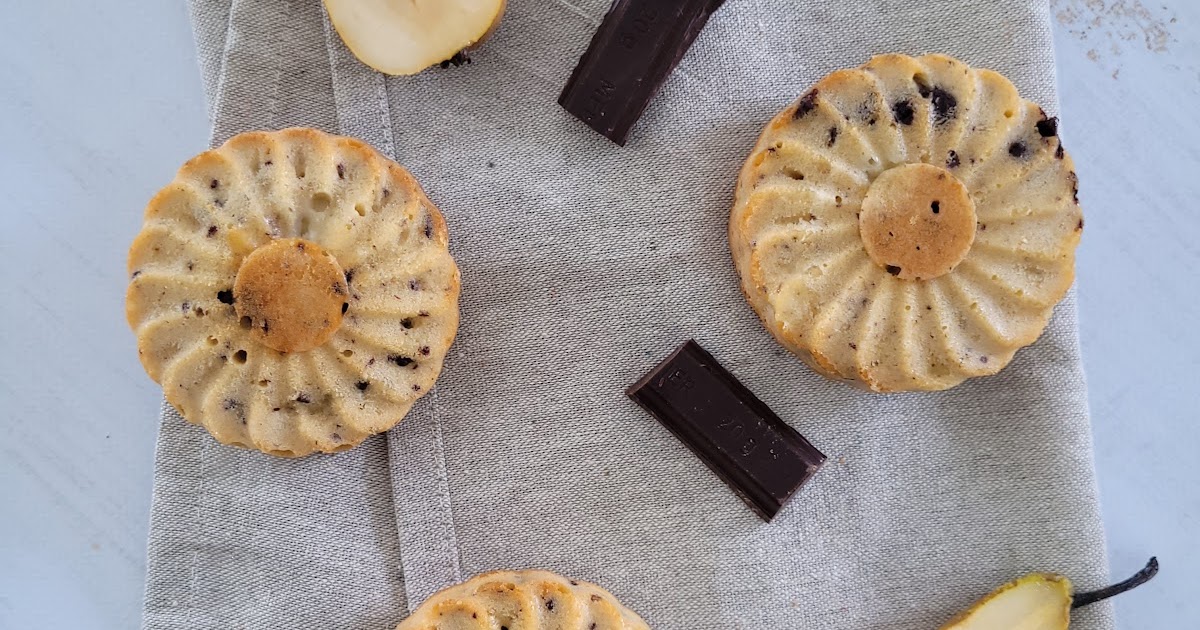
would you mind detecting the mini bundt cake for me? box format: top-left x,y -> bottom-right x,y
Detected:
396,570 -> 650,630
731,54 -> 1082,392
126,128 -> 460,456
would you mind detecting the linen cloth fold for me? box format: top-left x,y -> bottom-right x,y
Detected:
144,0 -> 1113,627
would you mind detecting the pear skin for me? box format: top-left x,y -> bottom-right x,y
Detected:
940,558 -> 1158,630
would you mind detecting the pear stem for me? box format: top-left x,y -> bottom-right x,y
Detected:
1072,557 -> 1159,609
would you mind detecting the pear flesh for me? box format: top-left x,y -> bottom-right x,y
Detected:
940,574 -> 1072,630
323,0 -> 506,75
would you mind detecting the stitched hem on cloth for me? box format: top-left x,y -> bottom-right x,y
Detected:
319,8 -> 464,611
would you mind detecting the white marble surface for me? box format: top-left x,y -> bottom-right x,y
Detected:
0,1 -> 1195,627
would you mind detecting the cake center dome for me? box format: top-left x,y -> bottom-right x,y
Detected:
233,238 -> 349,353
858,163 -> 976,281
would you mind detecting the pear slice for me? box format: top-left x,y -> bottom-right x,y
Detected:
323,0 -> 506,75
941,558 -> 1159,630
939,574 -> 1072,630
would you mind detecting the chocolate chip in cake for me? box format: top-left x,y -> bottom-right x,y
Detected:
389,355 -> 414,367
210,179 -> 219,189
930,87 -> 957,123
827,126 -> 838,147
355,380 -> 369,391
295,393 -> 311,404
794,89 -> 819,119
1008,141 -> 1027,158
207,225 -> 218,237
1037,116 -> 1059,137
886,265 -> 902,276
401,318 -> 414,329
341,302 -> 349,314
892,100 -> 915,125
217,289 -> 234,305
946,150 -> 961,168
336,163 -> 345,179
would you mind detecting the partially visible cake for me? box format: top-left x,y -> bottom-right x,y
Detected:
126,128 -> 460,456
731,53 -> 1082,392
396,570 -> 650,630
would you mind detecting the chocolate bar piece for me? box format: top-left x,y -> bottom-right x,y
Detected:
626,340 -> 825,521
559,0 -> 727,145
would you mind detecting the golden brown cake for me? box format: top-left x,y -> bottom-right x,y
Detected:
126,128 -> 460,456
396,570 -> 650,630
730,53 -> 1082,392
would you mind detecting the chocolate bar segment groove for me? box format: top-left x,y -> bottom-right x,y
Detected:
559,0 -> 728,145
626,340 -> 825,521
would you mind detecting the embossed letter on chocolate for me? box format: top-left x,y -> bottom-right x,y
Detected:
626,340 -> 826,521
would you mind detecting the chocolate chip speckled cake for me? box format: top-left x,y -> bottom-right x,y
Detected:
730,54 -> 1082,392
126,128 -> 460,456
395,570 -> 650,630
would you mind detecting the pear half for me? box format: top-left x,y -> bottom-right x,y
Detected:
324,0 -> 506,75
941,558 -> 1158,630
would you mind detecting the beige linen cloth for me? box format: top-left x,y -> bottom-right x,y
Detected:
144,0 -> 1113,628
